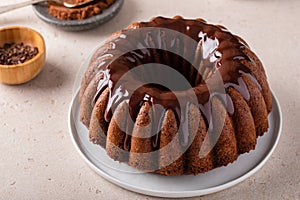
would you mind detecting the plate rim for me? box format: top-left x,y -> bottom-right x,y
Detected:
68,89 -> 282,198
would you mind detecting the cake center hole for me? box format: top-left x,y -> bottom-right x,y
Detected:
127,61 -> 200,92
132,49 -> 216,91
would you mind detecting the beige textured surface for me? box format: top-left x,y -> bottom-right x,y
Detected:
0,0 -> 299,199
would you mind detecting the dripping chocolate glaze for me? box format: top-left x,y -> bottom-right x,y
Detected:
92,16 -> 261,150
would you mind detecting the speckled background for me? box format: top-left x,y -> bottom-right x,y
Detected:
0,0 -> 299,199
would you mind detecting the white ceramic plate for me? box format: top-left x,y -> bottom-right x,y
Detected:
68,90 -> 282,198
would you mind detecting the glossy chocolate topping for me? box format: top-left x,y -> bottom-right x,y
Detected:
92,16 -> 261,150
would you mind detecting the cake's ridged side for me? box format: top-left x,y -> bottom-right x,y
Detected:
211,97 -> 238,167
242,75 -> 269,137
80,72 -> 104,127
129,102 -> 157,171
156,109 -> 184,176
80,30 -> 138,102
227,87 -> 256,154
80,42 -> 115,101
241,48 -> 272,113
89,87 -> 110,148
184,104 -> 213,175
212,25 -> 272,116
106,101 -> 129,162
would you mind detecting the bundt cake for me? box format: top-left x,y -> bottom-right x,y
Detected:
79,16 -> 272,176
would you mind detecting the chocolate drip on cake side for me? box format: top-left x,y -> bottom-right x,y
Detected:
92,17 -> 261,150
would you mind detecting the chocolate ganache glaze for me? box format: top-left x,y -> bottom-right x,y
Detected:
80,16 -> 272,155
96,17 -> 253,150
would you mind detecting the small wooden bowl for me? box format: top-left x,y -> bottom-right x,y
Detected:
0,26 -> 46,85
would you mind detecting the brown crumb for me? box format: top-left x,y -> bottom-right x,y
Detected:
47,0 -> 116,20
